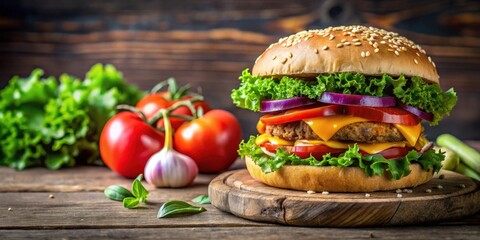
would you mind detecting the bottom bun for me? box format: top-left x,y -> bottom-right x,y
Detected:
245,156 -> 434,192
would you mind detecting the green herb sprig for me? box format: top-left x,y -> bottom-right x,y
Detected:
191,195 -> 211,204
157,200 -> 206,218
104,174 -> 150,209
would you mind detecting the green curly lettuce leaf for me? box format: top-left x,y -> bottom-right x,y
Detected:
238,136 -> 443,180
231,69 -> 457,125
0,64 -> 144,170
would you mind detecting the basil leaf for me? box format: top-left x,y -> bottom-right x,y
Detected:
192,195 -> 211,204
104,185 -> 134,201
135,174 -> 143,182
132,179 -> 149,203
123,197 -> 140,209
157,200 -> 206,218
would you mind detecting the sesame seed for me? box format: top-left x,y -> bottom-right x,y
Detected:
341,39 -> 347,43
397,194 -> 403,198
8,208 -> 12,211
380,41 -> 386,44
322,46 -> 329,50
288,52 -> 293,58
388,48 -> 394,52
394,50 -> 400,56
428,56 -> 432,62
414,59 -> 419,64
336,43 -> 343,48
373,42 -> 378,48
322,191 -> 329,195
459,184 -> 466,188
281,58 -> 288,64
365,193 -> 371,197
354,42 -> 362,46
361,52 -> 366,58
436,185 -> 443,189
416,52 -> 420,57
425,189 -> 432,193
374,48 -> 379,53
352,38 -> 360,42
343,32 -> 349,36
432,61 -> 436,67
329,35 -> 335,40
439,174 -> 445,179
49,194 -> 55,199
314,48 -> 319,54
307,190 -> 315,194
365,51 -> 371,57
396,189 -> 402,194
272,56 -> 277,60
344,42 -> 351,46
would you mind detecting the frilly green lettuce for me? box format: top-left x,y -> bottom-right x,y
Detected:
231,69 -> 457,125
0,64 -> 144,170
238,136 -> 443,180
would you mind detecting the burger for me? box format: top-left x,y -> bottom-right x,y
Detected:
231,25 -> 457,192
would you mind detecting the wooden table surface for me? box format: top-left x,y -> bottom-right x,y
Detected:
1,143 -> 480,239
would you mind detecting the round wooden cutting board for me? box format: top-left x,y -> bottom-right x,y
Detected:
208,169 -> 480,227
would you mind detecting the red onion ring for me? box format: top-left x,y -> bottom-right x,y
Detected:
260,97 -> 317,113
318,92 -> 396,107
401,105 -> 434,122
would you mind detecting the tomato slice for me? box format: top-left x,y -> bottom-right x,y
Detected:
360,147 -> 415,159
261,142 -> 413,160
292,144 -> 344,158
260,104 -> 344,125
345,106 -> 420,126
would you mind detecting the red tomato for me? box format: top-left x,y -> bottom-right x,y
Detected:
173,110 -> 242,173
260,105 -> 344,125
136,93 -> 211,130
345,106 -> 420,126
100,111 -> 165,178
262,142 -> 412,160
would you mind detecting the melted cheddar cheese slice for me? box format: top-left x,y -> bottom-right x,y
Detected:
294,139 -> 406,154
255,133 -> 294,146
393,123 -> 422,146
303,115 -> 422,146
303,115 -> 369,141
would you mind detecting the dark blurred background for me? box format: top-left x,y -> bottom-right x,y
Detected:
0,0 -> 479,140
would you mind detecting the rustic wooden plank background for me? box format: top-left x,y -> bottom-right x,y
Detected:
0,0 -> 479,140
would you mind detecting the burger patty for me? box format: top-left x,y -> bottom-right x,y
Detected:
265,121 -> 406,143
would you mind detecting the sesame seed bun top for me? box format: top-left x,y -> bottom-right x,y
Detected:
252,25 -> 439,84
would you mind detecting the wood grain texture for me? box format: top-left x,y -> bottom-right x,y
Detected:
0,162 -> 479,239
209,169 -> 480,227
1,226 -> 480,240
0,158 -> 246,192
0,0 -> 478,140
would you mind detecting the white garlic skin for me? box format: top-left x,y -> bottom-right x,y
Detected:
144,148 -> 198,188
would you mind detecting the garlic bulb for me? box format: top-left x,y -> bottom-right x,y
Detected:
144,148 -> 198,187
144,109 -> 198,188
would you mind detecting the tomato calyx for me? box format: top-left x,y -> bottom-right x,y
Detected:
151,77 -> 194,101
116,95 -> 204,132
147,96 -> 204,130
